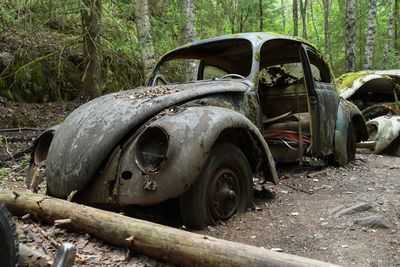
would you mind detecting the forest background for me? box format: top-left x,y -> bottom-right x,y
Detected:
0,0 -> 398,102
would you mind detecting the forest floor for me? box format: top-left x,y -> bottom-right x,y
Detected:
1,99 -> 399,267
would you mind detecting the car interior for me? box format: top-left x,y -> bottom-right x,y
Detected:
257,40 -> 312,162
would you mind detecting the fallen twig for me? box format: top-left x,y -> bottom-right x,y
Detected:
0,127 -> 45,132
307,170 -> 327,178
54,219 -> 71,226
284,183 -> 314,195
3,137 -> 15,163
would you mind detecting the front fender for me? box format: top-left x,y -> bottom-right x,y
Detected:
367,115 -> 400,153
117,106 -> 278,205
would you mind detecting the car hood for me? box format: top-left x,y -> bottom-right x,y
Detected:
47,80 -> 249,198
337,70 -> 400,99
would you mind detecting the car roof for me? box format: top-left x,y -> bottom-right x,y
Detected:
161,32 -> 313,60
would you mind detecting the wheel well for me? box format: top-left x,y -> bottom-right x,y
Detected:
214,128 -> 262,174
351,114 -> 368,142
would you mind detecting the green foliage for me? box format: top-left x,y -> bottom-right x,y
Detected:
0,167 -> 9,180
0,0 -> 399,102
19,154 -> 31,169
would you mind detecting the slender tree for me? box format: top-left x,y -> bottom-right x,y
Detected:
395,0 -> 399,51
345,0 -> 356,72
81,0 -> 102,99
259,0 -> 264,32
322,0 -> 331,63
383,0 -> 394,67
363,0 -> 377,70
293,0 -> 299,36
134,0 -> 156,82
299,0 -> 308,39
181,0 -> 197,80
281,0 -> 286,33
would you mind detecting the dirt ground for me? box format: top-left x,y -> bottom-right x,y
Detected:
1,100 -> 399,266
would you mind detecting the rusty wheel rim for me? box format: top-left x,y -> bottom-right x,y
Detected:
207,164 -> 241,221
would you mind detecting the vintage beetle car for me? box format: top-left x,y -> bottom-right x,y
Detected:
337,70 -> 400,155
27,33 -> 367,229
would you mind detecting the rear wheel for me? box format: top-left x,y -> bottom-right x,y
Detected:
346,123 -> 357,162
0,204 -> 18,267
180,143 -> 253,229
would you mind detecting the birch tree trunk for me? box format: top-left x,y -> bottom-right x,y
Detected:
259,0 -> 264,32
181,0 -> 197,81
299,0 -> 308,39
322,0 -> 331,64
363,0 -> 377,70
345,0 -> 356,72
281,0 -> 286,33
81,0 -> 102,99
134,0 -> 156,83
383,0 -> 394,67
293,0 -> 299,36
395,0 -> 399,51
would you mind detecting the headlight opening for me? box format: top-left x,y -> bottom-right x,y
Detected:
135,127 -> 169,173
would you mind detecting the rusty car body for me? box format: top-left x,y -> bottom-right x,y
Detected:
337,70 -> 400,155
27,33 -> 367,229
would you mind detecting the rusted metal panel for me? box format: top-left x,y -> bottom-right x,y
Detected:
338,70 -> 400,154
46,81 -> 249,198
117,106 -> 278,205
366,115 -> 400,153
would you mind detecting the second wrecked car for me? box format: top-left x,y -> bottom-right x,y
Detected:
27,33 -> 367,229
338,70 -> 400,155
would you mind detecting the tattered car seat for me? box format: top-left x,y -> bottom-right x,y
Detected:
262,112 -> 311,149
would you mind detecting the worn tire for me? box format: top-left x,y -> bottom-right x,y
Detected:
346,123 -> 357,163
0,204 -> 19,267
180,143 -> 253,229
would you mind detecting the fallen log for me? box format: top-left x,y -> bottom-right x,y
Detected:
0,190 -> 340,267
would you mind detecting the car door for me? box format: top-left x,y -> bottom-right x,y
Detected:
299,44 -> 339,156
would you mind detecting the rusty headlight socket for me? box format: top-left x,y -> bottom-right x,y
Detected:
33,131 -> 54,166
134,127 -> 169,173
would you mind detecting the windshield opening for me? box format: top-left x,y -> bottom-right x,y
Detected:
153,39 -> 253,85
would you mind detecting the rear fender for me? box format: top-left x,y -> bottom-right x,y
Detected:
333,100 -> 367,164
116,106 -> 278,205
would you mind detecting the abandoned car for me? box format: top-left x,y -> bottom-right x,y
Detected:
337,70 -> 400,155
27,33 -> 367,229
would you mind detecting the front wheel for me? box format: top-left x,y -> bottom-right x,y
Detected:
180,143 -> 253,229
0,204 -> 18,267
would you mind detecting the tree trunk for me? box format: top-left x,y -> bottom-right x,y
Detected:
345,0 -> 356,72
134,0 -> 156,83
259,0 -> 264,31
383,0 -> 394,67
181,0 -> 197,81
293,0 -> 299,36
81,0 -> 102,99
322,0 -> 331,64
395,0 -> 399,51
0,191 -> 341,267
281,0 -> 286,33
299,0 -> 308,39
310,1 -> 321,46
363,0 -> 377,70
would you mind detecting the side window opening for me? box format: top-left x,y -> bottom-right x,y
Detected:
306,50 -> 332,83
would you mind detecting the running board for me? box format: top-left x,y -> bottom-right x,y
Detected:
357,141 -> 376,149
